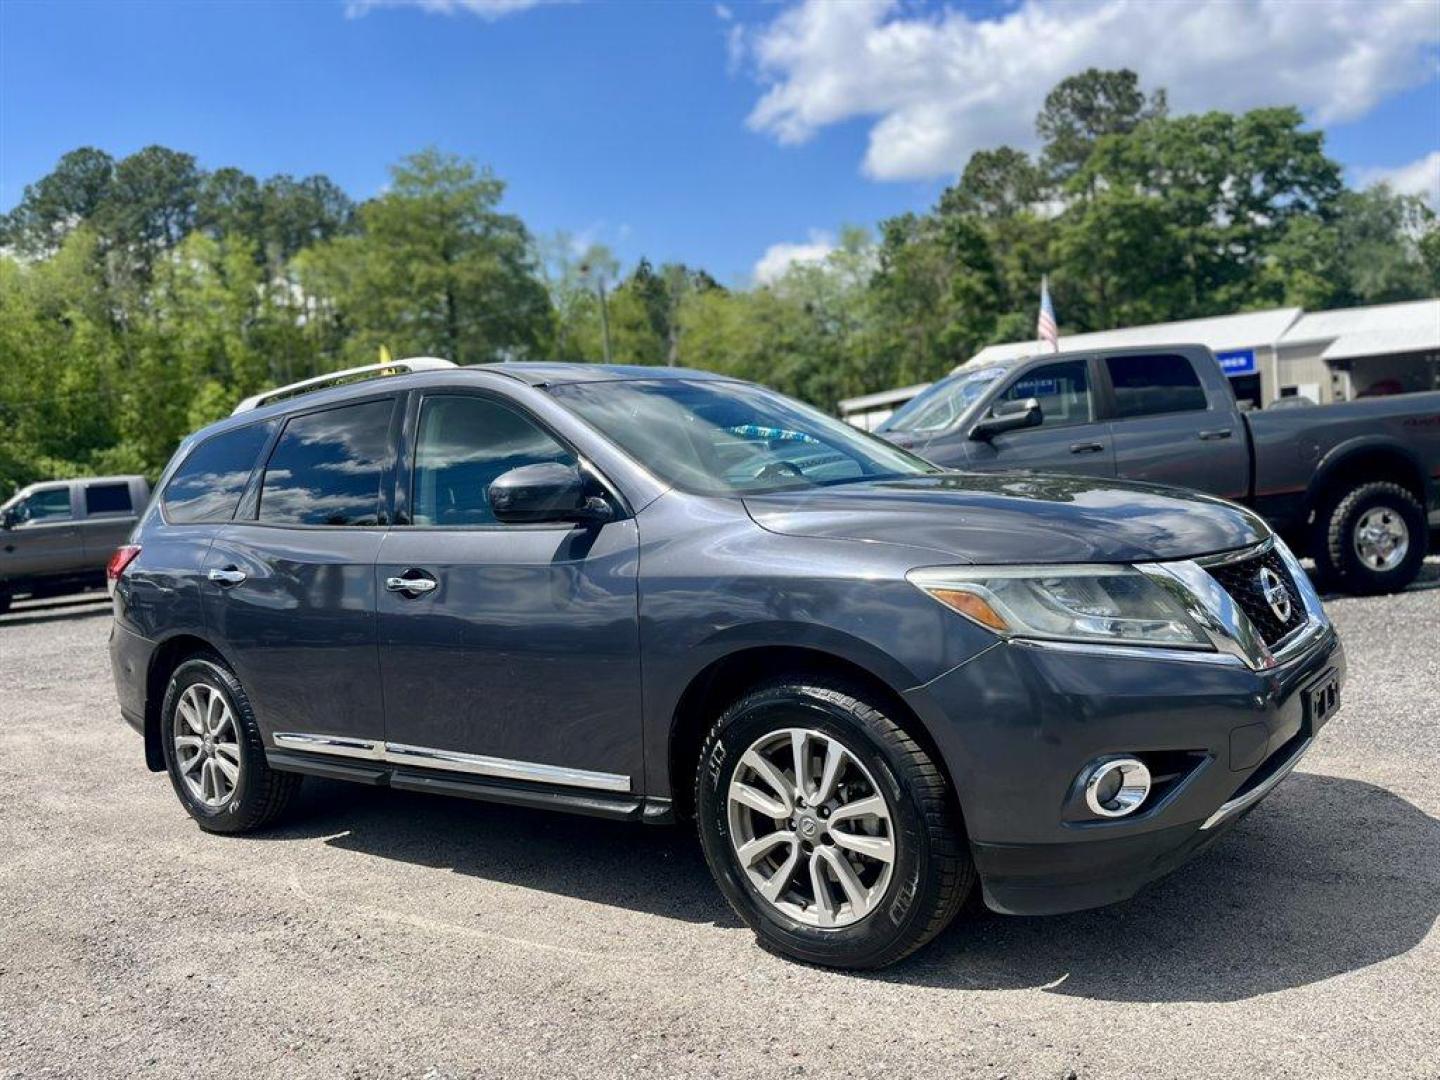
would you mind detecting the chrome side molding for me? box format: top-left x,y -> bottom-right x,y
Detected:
270,732 -> 631,793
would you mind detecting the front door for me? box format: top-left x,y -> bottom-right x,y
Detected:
963,359 -> 1116,478
203,396 -> 398,751
1,483 -> 83,583
377,391 -> 643,792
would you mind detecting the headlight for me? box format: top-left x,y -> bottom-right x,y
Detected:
908,565 -> 1213,650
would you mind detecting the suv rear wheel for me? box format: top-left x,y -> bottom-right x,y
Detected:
160,656 -> 302,833
695,678 -> 973,969
1315,481 -> 1427,595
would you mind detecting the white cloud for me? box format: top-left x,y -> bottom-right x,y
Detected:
346,0 -> 557,19
1357,151 -> 1440,208
739,0 -> 1440,181
753,230 -> 835,285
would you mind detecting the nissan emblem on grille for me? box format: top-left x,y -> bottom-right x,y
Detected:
1257,566 -> 1292,623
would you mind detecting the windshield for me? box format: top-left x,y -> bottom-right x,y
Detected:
549,379 -> 939,496
879,366 -> 1008,433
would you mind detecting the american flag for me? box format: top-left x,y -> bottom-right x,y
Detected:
1036,275 -> 1059,352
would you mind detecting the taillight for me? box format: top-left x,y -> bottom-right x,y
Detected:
107,544 -> 142,589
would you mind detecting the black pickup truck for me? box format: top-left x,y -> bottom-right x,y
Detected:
877,344 -> 1440,594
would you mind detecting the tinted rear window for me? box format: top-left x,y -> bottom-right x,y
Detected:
1106,354 -> 1207,418
258,399 -> 394,526
163,422 -> 275,524
85,482 -> 133,515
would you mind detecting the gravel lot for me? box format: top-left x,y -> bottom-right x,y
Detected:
2,565 -> 1438,1080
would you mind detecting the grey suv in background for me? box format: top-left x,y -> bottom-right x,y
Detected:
110,360 -> 1344,969
0,475 -> 150,614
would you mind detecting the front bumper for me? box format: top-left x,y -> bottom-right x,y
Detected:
905,620 -> 1344,916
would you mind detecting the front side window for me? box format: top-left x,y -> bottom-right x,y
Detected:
10,487 -> 73,525
85,482 -> 133,516
550,379 -> 936,496
163,421 -> 276,524
997,360 -> 1093,428
258,400 -> 394,526
412,396 -> 576,526
1106,354 -> 1207,418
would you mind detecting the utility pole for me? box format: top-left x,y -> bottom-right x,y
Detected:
597,276 -> 613,365
580,261 -> 614,364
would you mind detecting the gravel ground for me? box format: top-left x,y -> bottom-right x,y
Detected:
2,565 -> 1438,1080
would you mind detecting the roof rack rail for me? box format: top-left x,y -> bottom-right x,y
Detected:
231,357 -> 456,414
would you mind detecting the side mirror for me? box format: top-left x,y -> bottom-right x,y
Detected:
488,462 -> 612,526
1,507 -> 20,530
971,397 -> 1042,440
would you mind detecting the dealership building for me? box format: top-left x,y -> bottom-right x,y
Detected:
839,298 -> 1440,429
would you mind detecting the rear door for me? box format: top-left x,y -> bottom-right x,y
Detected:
1,483 -> 83,581
78,480 -> 141,567
1101,352 -> 1249,499
961,358 -> 1117,478
203,396 -> 398,751
375,389 -> 643,791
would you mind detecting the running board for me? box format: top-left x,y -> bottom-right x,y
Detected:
266,746 -> 672,825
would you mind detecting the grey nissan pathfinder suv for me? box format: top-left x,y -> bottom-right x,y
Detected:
109,359 -> 1344,969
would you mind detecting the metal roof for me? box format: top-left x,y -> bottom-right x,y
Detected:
965,307 -> 1303,370
1289,299 -> 1440,356
837,383 -> 934,413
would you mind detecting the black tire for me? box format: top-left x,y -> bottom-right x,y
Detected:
160,655 -> 302,833
1319,481 -> 1427,595
695,677 -> 974,970
0,590 -> 11,615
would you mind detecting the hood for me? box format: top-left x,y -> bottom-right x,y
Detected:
743,473 -> 1268,565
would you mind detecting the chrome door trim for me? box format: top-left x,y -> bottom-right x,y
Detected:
273,732 -> 385,760
270,732 -> 631,793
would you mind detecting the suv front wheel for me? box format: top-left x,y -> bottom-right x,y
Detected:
695,678 -> 973,969
160,656 -> 302,833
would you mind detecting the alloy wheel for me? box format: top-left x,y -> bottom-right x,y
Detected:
726,727 -> 895,929
173,683 -> 242,808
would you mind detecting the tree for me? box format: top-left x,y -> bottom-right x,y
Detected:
298,149 -> 551,365
99,145 -> 202,266
1036,68 -> 1167,184
3,147 -> 115,255
941,147 -> 1043,220
259,174 -> 354,264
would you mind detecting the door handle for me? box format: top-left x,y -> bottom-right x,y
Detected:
385,572 -> 438,596
206,567 -> 246,587
1198,428 -> 1233,440
1069,442 -> 1105,455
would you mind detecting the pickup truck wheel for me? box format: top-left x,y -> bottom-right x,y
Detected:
0,590 -> 10,615
160,656 -> 303,834
1323,481 -> 1427,595
695,678 -> 973,970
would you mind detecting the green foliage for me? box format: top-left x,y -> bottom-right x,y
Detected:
1,67 -> 1435,494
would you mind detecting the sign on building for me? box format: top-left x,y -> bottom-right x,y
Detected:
1216,348 -> 1257,376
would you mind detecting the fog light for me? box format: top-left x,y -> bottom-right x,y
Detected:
1083,757 -> 1151,818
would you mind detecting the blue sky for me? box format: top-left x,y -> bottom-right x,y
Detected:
2,0 -> 1438,285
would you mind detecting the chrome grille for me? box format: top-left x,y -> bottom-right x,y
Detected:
1205,547 -> 1307,647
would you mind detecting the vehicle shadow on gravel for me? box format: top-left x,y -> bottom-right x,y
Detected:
887,773 -> 1440,1002
260,771 -> 1436,1002
260,780 -> 743,928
